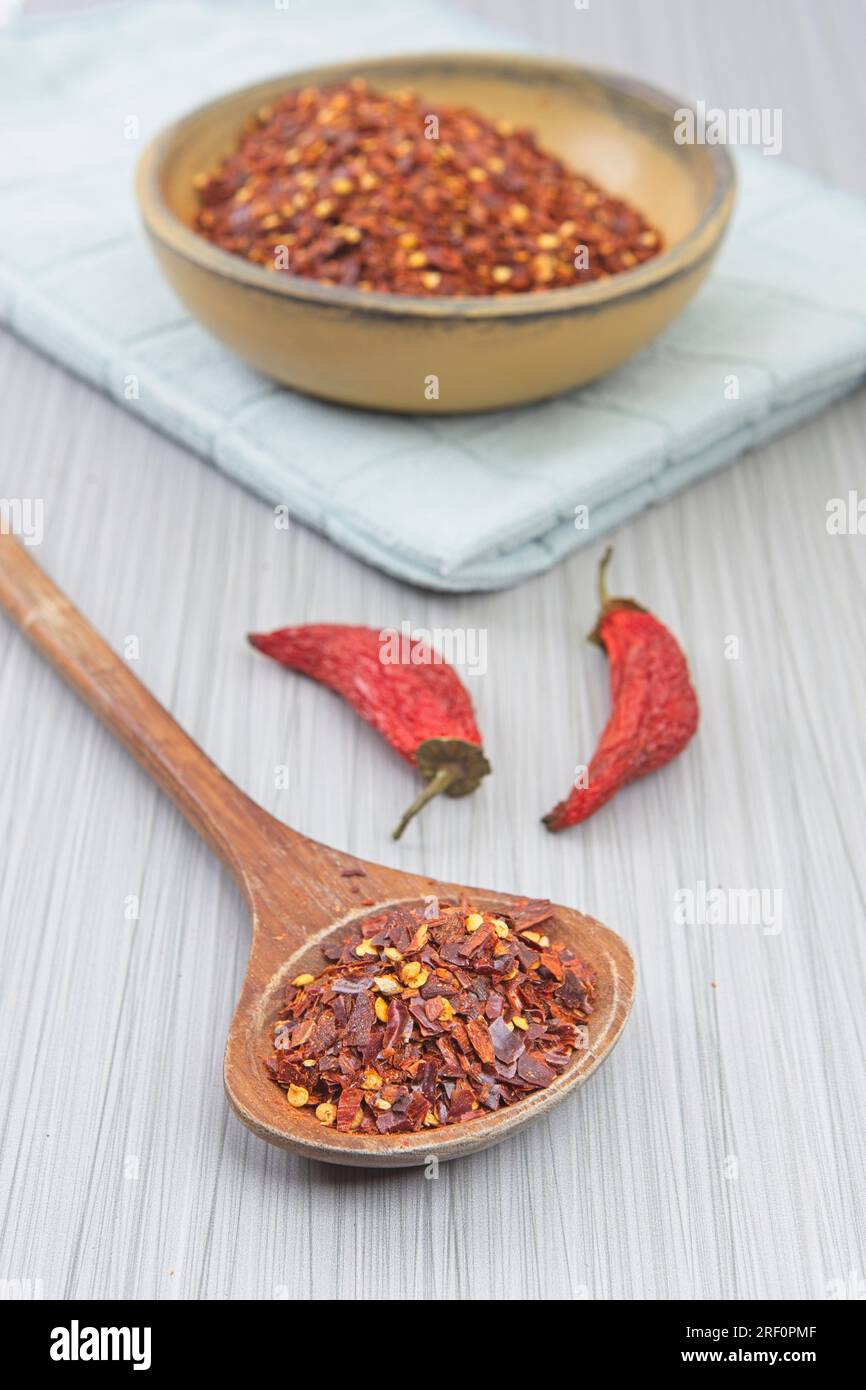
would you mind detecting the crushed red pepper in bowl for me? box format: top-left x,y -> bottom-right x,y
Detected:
266,898 -> 595,1134
193,79 -> 663,295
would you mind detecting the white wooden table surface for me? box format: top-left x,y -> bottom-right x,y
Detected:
1,0 -> 864,1301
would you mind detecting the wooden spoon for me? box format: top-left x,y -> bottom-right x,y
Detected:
0,538 -> 635,1167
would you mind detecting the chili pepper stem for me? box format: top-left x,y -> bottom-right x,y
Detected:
598,544 -> 614,609
392,766 -> 461,840
588,544 -> 645,645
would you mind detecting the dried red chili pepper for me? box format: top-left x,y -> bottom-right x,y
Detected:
543,547 -> 699,830
248,623 -> 490,838
266,898 -> 595,1133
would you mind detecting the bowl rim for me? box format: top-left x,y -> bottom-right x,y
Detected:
136,50 -> 737,321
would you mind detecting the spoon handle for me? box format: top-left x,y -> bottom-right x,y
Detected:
0,536 -> 283,884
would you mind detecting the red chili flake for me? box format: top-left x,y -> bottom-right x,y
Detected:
509,901 -> 555,930
449,1081 -> 477,1119
372,1110 -> 402,1135
558,962 -> 595,1014
435,1035 -> 464,1075
288,1017 -> 314,1049
248,623 -> 490,838
193,81 -> 662,295
344,992 -> 374,1047
309,1010 -> 337,1053
489,1014 -> 526,1065
456,924 -> 491,957
267,899 -> 595,1134
378,1000 -> 401,1052
334,1089 -> 362,1132
543,546 -> 699,830
538,950 -> 565,981
466,1017 -> 495,1064
516,1051 -> 557,1088
407,999 -> 439,1036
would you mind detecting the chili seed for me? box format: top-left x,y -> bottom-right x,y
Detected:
374,974 -> 401,996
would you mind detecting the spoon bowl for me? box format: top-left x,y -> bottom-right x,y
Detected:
0,538 -> 634,1167
228,877 -> 634,1167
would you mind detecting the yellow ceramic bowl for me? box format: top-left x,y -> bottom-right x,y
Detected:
136,53 -> 736,414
